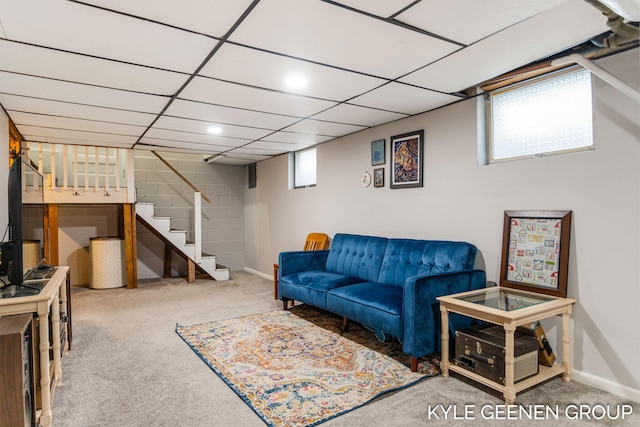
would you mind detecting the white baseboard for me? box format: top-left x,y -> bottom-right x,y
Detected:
243,267 -> 273,281
573,369 -> 640,403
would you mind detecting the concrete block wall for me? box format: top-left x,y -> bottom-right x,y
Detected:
134,152 -> 245,278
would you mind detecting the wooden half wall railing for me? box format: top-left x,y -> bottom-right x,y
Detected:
23,141 -> 135,204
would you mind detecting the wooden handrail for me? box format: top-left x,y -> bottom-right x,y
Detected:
151,151 -> 211,203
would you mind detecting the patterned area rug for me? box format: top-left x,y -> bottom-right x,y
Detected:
176,305 -> 439,427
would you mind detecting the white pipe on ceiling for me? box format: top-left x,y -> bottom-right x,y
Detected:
551,53 -> 640,103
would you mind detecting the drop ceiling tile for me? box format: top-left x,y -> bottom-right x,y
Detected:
262,131 -> 333,145
0,94 -> 156,126
144,128 -> 252,148
152,116 -> 273,140
0,71 -> 169,113
166,99 -> 300,130
0,40 -> 189,95
243,140 -> 313,153
228,0 -> 460,79
229,146 -> 289,156
79,0 -> 255,38
181,76 -> 337,117
0,0 -> 217,73
282,119 -> 366,137
349,83 -> 462,115
136,138 -> 231,153
396,0 -> 566,45
399,0 -> 609,93
10,111 -> 146,136
331,0 -> 420,18
199,43 -> 387,100
311,104 -> 408,127
212,153 -> 271,165
19,126 -> 137,145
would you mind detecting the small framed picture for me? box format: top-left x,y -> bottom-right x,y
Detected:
373,168 -> 384,187
390,130 -> 424,189
371,139 -> 385,166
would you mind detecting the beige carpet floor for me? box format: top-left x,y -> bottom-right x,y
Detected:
51,271 -> 639,426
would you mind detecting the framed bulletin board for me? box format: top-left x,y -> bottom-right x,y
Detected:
499,210 -> 572,297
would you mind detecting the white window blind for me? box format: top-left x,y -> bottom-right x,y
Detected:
489,68 -> 593,161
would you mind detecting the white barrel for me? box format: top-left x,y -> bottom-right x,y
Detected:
90,237 -> 125,289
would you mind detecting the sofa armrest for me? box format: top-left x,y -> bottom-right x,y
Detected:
401,269 -> 486,358
278,250 -> 330,277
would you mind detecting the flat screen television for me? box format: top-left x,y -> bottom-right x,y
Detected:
1,156 -> 47,288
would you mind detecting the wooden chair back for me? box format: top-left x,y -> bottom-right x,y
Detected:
303,232 -> 330,251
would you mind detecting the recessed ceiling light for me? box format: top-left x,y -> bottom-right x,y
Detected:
207,125 -> 222,135
284,74 -> 309,90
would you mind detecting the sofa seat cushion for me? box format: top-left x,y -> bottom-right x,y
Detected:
279,270 -> 363,310
326,283 -> 403,338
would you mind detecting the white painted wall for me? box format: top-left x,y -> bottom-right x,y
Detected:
244,49 -> 640,399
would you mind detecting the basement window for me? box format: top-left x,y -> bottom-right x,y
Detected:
485,68 -> 594,163
292,147 -> 316,188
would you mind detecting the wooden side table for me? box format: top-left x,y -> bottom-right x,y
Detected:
437,287 -> 575,404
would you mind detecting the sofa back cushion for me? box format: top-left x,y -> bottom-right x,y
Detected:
377,239 -> 477,286
325,234 -> 388,282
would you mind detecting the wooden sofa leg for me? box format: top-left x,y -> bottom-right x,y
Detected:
342,316 -> 350,332
410,357 -> 419,372
282,299 -> 290,310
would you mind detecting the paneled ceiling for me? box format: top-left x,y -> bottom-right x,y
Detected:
0,0 -> 622,165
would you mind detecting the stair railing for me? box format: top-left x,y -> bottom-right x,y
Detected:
151,151 -> 211,265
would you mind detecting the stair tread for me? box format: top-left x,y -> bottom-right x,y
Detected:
136,201 -> 229,280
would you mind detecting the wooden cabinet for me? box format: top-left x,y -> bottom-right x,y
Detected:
0,267 -> 71,427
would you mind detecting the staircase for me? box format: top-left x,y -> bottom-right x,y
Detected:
136,201 -> 230,281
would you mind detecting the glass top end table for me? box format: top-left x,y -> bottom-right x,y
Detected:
437,287 -> 575,404
454,287 -> 556,312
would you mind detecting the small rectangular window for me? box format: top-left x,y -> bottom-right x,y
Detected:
487,68 -> 594,162
293,147 -> 316,188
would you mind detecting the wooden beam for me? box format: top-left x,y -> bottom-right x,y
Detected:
122,204 -> 138,289
8,118 -> 23,143
43,204 -> 59,266
187,259 -> 196,283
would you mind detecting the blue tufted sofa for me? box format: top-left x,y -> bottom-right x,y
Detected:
278,233 -> 486,371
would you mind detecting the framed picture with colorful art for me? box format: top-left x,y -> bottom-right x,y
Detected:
390,130 -> 423,189
389,130 -> 424,188
499,210 -> 572,297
